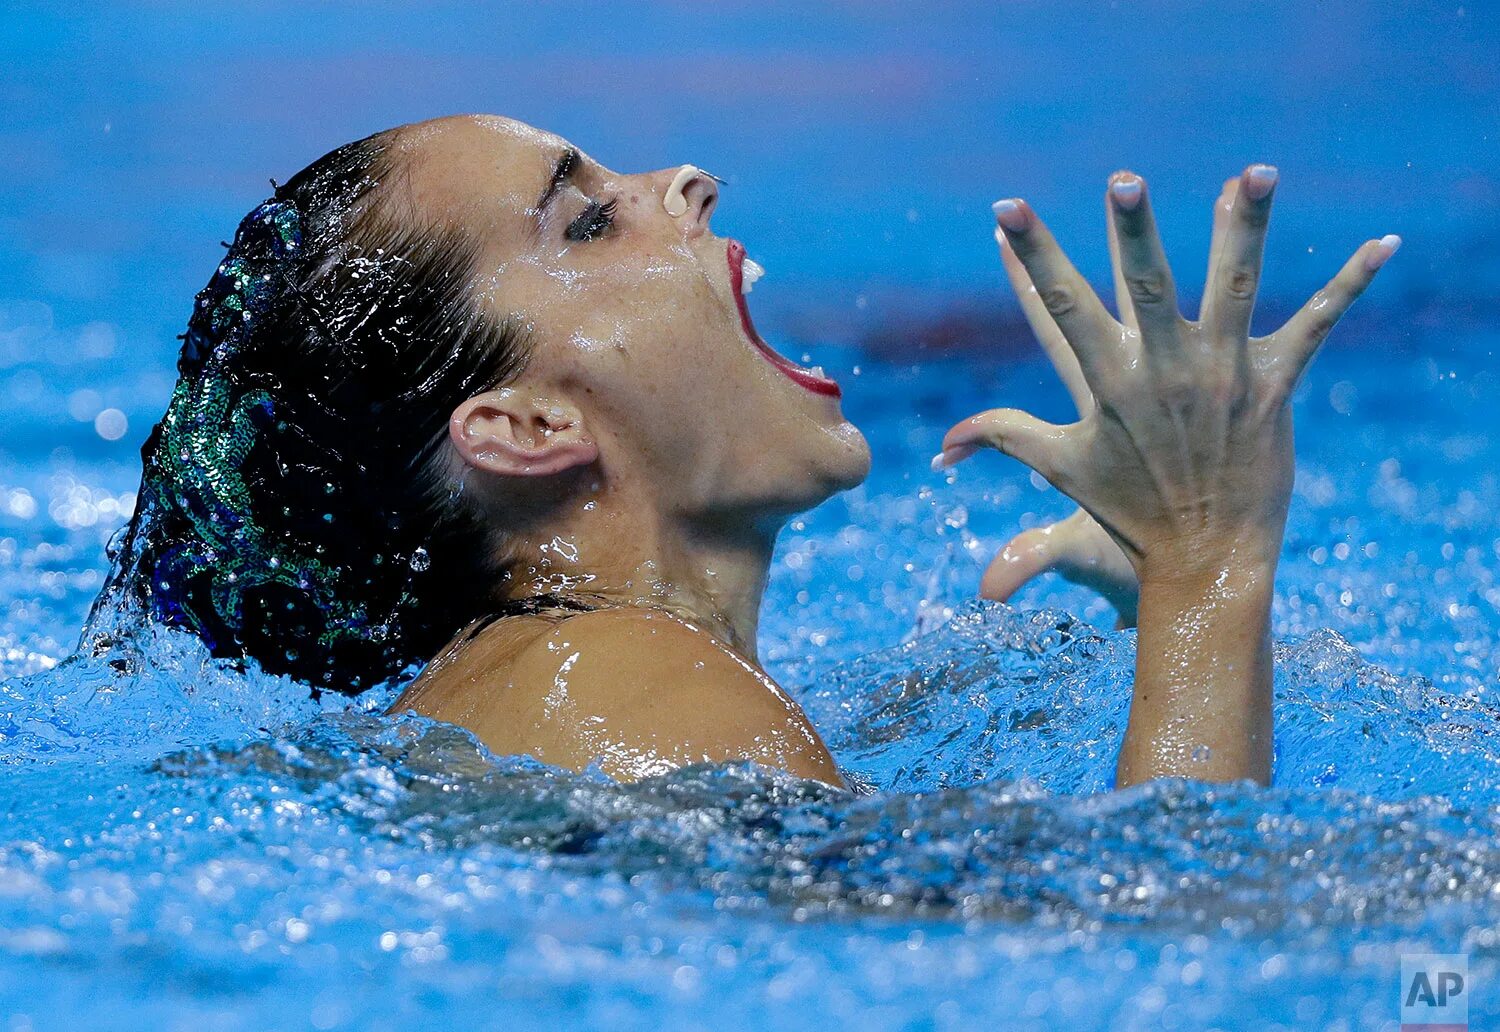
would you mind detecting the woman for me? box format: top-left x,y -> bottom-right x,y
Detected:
96,115 -> 1398,789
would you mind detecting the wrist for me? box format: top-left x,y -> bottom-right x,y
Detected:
1135,532 -> 1281,594
1136,553 -> 1277,629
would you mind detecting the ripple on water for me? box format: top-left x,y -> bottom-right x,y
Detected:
3,316 -> 1500,1028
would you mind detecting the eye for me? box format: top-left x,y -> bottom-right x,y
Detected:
565,198 -> 618,242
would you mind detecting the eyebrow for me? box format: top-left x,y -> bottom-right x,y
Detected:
532,147 -> 579,222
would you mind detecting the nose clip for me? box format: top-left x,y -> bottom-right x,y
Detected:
663,164 -> 724,217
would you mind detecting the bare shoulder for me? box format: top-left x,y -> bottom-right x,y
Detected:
393,607 -> 843,787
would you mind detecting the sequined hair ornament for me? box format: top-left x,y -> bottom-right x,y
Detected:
144,197 -> 404,659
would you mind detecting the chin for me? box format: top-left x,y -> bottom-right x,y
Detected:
827,420 -> 872,488
798,419 -> 871,502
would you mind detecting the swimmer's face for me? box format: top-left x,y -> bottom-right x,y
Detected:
394,115 -> 870,526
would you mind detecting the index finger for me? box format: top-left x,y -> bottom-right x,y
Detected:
993,198 -> 1120,388
997,229 -> 1092,416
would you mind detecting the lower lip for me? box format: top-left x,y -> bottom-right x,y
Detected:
726,240 -> 841,399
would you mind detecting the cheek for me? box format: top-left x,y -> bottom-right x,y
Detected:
542,256 -> 735,382
496,248 -> 774,458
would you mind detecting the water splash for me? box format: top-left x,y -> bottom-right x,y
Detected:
4,311 -> 1500,1028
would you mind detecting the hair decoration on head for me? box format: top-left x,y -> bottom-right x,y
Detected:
179,198 -> 302,369
147,195 -> 403,660
85,131 -> 532,694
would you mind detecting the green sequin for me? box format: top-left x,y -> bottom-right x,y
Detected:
151,199 -> 394,654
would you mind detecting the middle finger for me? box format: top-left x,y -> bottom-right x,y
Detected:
1204,163 -> 1278,349
1107,171 -> 1184,360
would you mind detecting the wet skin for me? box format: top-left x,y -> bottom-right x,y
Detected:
389,116 -> 1397,789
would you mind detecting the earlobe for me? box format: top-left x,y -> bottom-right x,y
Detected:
449,389 -> 599,479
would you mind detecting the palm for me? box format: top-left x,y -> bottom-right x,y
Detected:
969,178 -> 1193,627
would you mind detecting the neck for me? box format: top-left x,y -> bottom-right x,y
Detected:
495,495 -> 778,662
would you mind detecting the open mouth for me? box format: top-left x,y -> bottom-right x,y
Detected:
726,240 -> 841,399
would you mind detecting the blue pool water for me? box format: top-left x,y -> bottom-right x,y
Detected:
5,3 -> 1500,1029
4,306 -> 1500,1030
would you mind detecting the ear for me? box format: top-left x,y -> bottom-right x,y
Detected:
448,388 -> 599,478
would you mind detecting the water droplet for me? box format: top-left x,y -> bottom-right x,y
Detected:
409,547 -> 431,572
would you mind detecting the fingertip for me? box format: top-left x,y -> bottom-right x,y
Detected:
1243,163 -> 1279,201
931,444 -> 977,471
980,528 -> 1054,600
1108,171 -> 1144,212
1216,176 -> 1239,215
979,565 -> 1023,602
992,198 -> 1029,233
1364,234 -> 1402,272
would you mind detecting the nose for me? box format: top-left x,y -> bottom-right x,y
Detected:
660,165 -> 718,237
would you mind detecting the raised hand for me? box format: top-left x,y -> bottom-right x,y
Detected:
939,166 -> 1398,785
972,175 -> 1280,628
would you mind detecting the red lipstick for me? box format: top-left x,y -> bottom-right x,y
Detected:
726,240 -> 841,399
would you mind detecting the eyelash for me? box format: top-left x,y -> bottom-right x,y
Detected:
565,198 -> 618,242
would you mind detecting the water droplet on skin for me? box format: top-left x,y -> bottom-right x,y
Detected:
1192,745 -> 1212,763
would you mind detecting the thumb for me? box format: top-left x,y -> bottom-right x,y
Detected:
980,525 -> 1061,602
936,408 -> 1073,484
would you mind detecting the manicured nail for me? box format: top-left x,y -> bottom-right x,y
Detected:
1244,164 -> 1279,201
1365,233 -> 1402,272
1110,174 -> 1143,211
932,445 -> 978,470
992,198 -> 1027,232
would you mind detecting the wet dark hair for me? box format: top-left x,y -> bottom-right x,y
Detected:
88,129 -> 532,692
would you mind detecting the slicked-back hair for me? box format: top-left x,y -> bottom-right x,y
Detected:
90,130 -> 532,692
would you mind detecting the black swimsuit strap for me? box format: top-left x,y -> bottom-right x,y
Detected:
456,592 -> 606,644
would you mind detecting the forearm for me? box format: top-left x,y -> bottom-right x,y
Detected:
1117,558 -> 1276,787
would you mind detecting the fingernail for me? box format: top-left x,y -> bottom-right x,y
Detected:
993,226 -> 1007,249
1244,164 -> 1279,201
1365,233 -> 1402,272
931,447 -> 974,471
992,198 -> 1027,232
1110,174 -> 1143,211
